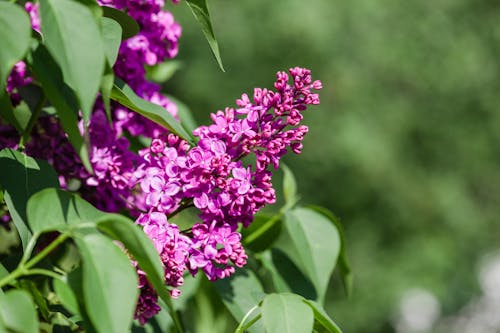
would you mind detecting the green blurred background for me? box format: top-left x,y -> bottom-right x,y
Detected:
166,1 -> 500,332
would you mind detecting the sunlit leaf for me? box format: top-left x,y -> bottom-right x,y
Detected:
27,188 -> 105,234
0,3 -> 31,93
111,79 -> 194,143
53,278 -> 80,315
40,0 -> 105,121
96,214 -> 173,306
307,205 -> 352,296
276,207 -> 341,304
261,293 -> 314,333
74,232 -> 139,333
185,0 -> 225,71
101,17 -> 122,66
281,163 -> 298,209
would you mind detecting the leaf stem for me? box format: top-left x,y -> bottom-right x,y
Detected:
234,305 -> 260,333
24,268 -> 63,280
0,232 -> 69,288
24,232 -> 70,269
237,313 -> 262,333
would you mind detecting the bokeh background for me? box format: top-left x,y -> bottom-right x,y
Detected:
165,1 -> 500,332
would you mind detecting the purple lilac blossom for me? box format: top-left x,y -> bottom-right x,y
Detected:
130,67 -> 321,322
2,0 -> 323,326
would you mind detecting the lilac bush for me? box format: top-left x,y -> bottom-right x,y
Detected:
0,0 -> 346,332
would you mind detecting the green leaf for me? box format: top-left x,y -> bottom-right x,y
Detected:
96,214 -> 171,305
40,0 -> 105,121
100,16 -> 121,120
0,93 -> 31,134
242,213 -> 282,253
146,61 -> 183,83
261,293 -> 314,333
53,278 -> 80,315
185,0 -> 225,71
27,188 -> 105,234
307,205 -> 352,296
281,163 -> 298,208
101,65 -> 115,122
29,44 -> 92,172
276,207 -> 341,304
213,269 -> 265,332
303,300 -> 343,333
66,267 -> 98,333
74,232 -> 139,333
165,94 -> 199,135
102,6 -> 139,40
101,17 -> 122,66
0,289 -> 38,333
0,3 -> 31,93
259,249 -> 317,300
0,148 -> 59,249
0,265 -> 7,281
111,79 -> 194,143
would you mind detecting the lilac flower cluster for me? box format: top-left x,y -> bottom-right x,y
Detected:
0,0 -> 323,326
130,67 -> 321,322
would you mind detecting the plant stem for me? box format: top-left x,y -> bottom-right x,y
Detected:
235,305 -> 260,333
164,297 -> 184,333
0,232 -> 69,288
25,268 -> 63,280
237,313 -> 262,333
24,232 -> 70,269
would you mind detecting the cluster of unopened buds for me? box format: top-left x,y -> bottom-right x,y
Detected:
0,0 -> 322,325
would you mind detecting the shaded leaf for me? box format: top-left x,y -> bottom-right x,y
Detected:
213,269 -> 265,332
242,213 -> 282,253
303,300 -> 343,333
259,248 -> 317,300
0,3 -> 31,93
0,148 -> 58,249
101,64 -> 115,122
74,232 -> 139,333
185,0 -> 225,71
40,0 -> 105,121
0,289 -> 38,333
261,293 -> 314,333
276,207 -> 341,304
102,6 -> 139,40
0,93 -> 31,134
111,79 -> 194,143
29,44 -> 92,172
